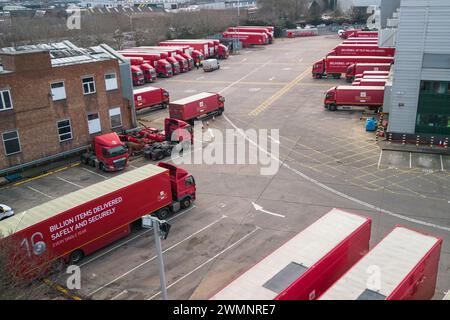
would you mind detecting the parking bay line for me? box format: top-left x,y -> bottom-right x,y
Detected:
56,177 -> 83,189
79,205 -> 197,267
86,214 -> 226,297
81,167 -> 108,179
26,186 -> 54,199
224,114 -> 450,233
147,226 -> 261,300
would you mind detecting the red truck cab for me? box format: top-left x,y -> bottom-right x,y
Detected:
140,63 -> 157,83
158,162 -> 196,208
81,132 -> 129,172
312,58 -> 326,78
130,65 -> 145,86
218,44 -> 229,59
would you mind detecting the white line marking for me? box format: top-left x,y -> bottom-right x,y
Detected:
111,290 -> 128,300
223,114 -> 450,233
79,205 -> 197,267
269,135 -> 280,144
147,226 -> 261,300
27,186 -> 54,199
269,76 -> 275,81
196,76 -> 205,80
129,165 -> 138,169
252,202 -> 285,218
410,152 -> 412,169
219,61 -> 271,94
441,155 -> 444,172
87,214 -> 226,297
81,168 -> 108,179
56,177 -> 83,189
377,149 -> 383,169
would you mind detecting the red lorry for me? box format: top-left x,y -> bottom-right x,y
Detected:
169,92 -> 225,124
80,132 -> 129,172
343,39 -> 378,45
130,65 -> 145,86
140,63 -> 157,83
136,47 -> 189,73
328,44 -> 395,57
0,163 -> 196,277
320,227 -> 442,300
222,31 -> 268,47
340,29 -> 378,39
352,78 -> 388,87
324,86 -> 385,111
134,86 -> 170,112
227,27 -> 274,44
120,51 -> 173,78
313,56 -> 394,79
158,42 -> 204,64
159,40 -> 210,59
346,63 -> 392,82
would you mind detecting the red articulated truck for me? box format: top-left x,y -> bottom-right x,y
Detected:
135,47 -> 189,73
0,163 -> 196,278
227,27 -> 274,44
319,227 -> 442,300
81,132 -> 129,172
130,65 -> 145,86
324,85 -> 385,111
346,63 -> 392,82
286,28 -> 319,38
120,51 -> 173,78
211,209 -> 371,300
217,44 -> 229,59
313,56 -> 394,79
328,44 -> 395,57
222,31 -> 268,47
159,40 -> 209,60
169,92 -> 225,124
140,63 -> 157,83
134,86 -> 170,112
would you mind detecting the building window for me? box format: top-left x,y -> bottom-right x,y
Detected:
87,113 -> 101,134
57,119 -> 72,142
0,89 -> 13,111
82,76 -> 96,95
105,73 -> 118,91
50,81 -> 66,101
109,107 -> 122,128
2,130 -> 21,155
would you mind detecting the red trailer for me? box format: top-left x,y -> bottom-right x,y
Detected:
134,86 -> 170,112
286,28 -> 319,38
346,63 -> 392,82
328,44 -> 395,57
341,29 -> 378,39
313,56 -> 394,79
159,40 -> 210,59
0,163 -> 196,278
343,39 -> 378,45
210,209 -> 371,300
361,70 -> 390,77
135,47 -> 189,73
222,31 -> 268,47
320,227 -> 442,300
120,51 -> 173,78
227,27 -> 274,43
352,78 -> 387,87
324,85 -> 385,111
354,75 -> 389,82
169,92 -> 225,124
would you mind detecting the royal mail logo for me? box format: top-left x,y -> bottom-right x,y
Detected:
159,191 -> 168,201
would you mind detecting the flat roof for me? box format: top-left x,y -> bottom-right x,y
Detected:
0,164 -> 167,237
211,209 -> 369,300
337,86 -> 385,90
133,86 -> 161,94
320,227 -> 440,300
171,92 -> 216,105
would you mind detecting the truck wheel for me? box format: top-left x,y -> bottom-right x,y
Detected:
88,159 -> 95,167
152,151 -> 164,161
81,156 -> 88,165
156,208 -> 169,220
181,198 -> 192,209
329,104 -> 337,112
69,250 -> 84,264
99,163 -> 105,172
315,74 -> 322,79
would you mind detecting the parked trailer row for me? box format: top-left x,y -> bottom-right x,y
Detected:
328,44 -> 395,57
286,28 -> 318,38
346,63 -> 392,82
339,29 -> 378,39
313,56 -> 394,79
0,163 -> 196,279
222,31 -> 269,47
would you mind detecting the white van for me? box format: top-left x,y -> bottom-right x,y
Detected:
0,204 -> 14,220
203,59 -> 220,72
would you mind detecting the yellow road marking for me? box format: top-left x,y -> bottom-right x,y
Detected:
249,68 -> 311,116
9,162 -> 80,188
43,278 -> 82,300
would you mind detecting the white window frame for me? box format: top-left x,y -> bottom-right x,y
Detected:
82,76 -> 96,95
109,107 -> 122,129
105,73 -> 118,91
0,89 -> 13,111
57,119 -> 73,142
50,81 -> 67,101
2,130 -> 21,156
87,112 -> 101,134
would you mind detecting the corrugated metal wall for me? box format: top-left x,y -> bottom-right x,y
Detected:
388,0 -> 450,134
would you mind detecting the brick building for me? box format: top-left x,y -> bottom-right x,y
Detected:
0,44 -> 134,174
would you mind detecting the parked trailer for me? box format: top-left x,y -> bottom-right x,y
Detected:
354,75 -> 389,81
169,92 -> 225,124
324,86 -> 385,111
222,32 -> 268,47
313,56 -> 394,79
286,28 -> 318,38
353,78 -> 387,86
227,27 -> 274,43
343,39 -> 378,45
328,44 -> 395,57
345,63 -> 392,82
159,40 -> 210,59
340,29 -> 378,39
134,86 -> 170,112
320,227 -> 442,300
133,47 -> 189,73
0,163 -> 196,278
210,209 -> 371,300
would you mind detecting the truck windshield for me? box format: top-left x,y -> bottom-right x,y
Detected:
104,146 -> 127,158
